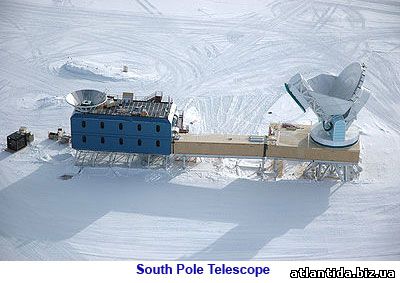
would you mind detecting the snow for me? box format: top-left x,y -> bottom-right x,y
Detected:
0,0 -> 399,260
57,58 -> 161,82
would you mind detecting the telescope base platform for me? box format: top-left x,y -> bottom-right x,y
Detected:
310,123 -> 359,148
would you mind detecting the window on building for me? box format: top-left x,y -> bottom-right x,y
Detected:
82,135 -> 86,143
100,121 -> 104,129
156,140 -> 160,147
81,120 -> 86,128
119,123 -> 123,130
137,124 -> 142,131
101,137 -> 105,144
156,124 -> 160,132
138,139 -> 142,146
119,138 -> 124,145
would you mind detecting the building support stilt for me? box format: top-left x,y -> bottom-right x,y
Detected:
73,150 -> 361,182
303,161 -> 361,182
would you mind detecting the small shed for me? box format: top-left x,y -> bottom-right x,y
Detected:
7,131 -> 27,151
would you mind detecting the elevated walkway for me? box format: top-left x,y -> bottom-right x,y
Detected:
266,123 -> 359,163
172,134 -> 266,158
172,123 -> 360,164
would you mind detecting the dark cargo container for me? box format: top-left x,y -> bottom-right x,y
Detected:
7,132 -> 27,151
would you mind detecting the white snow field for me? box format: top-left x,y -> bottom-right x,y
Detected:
0,0 -> 399,260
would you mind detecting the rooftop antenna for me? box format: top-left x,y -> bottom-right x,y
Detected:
285,62 -> 370,147
66,89 -> 107,113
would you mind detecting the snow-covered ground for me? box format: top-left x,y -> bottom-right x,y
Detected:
0,0 -> 399,260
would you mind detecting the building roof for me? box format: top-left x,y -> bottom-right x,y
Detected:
7,131 -> 25,141
82,98 -> 174,119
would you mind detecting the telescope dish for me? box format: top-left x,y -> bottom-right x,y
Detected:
285,62 -> 370,148
66,89 -> 107,112
331,62 -> 363,100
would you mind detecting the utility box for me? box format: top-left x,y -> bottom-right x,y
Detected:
122,92 -> 134,102
7,127 -> 34,152
7,132 -> 28,151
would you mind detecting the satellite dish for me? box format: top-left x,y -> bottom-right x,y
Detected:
66,89 -> 107,112
285,62 -> 370,148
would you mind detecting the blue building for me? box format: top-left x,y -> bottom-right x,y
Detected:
69,92 -> 177,155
